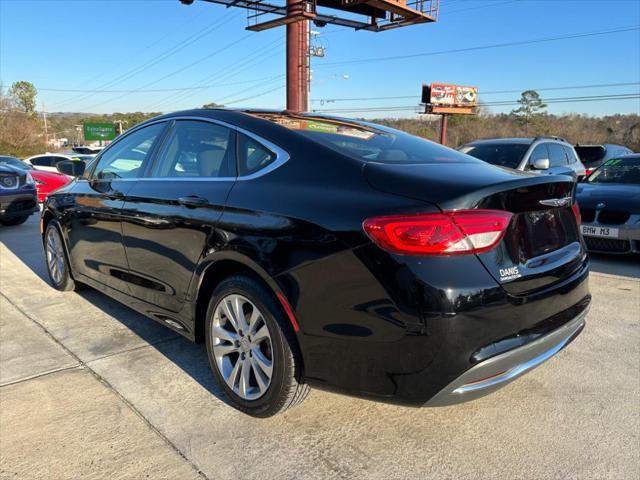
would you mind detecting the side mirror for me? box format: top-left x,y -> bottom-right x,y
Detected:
57,160 -> 85,177
532,158 -> 550,170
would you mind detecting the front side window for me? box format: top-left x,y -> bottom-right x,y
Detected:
150,120 -> 233,178
92,123 -> 165,180
238,133 -> 276,176
547,143 -> 568,167
527,144 -> 549,168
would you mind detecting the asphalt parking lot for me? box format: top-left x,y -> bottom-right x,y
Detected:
1,215 -> 639,480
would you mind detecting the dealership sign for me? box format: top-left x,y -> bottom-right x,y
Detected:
83,122 -> 117,141
422,83 -> 478,114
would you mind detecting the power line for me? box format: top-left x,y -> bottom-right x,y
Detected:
315,25 -> 640,68
312,82 -> 640,103
313,93 -> 640,113
48,10 -> 240,110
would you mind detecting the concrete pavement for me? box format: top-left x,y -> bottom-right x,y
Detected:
1,216 -> 639,479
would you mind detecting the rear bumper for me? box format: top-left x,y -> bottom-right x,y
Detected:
425,306 -> 587,406
0,192 -> 38,219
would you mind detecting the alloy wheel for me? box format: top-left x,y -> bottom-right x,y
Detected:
211,294 -> 274,400
46,227 -> 65,285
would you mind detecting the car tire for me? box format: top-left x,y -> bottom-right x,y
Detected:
44,221 -> 81,292
0,215 -> 29,226
205,275 -> 310,417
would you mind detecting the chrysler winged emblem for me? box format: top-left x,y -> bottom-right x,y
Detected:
539,197 -> 572,207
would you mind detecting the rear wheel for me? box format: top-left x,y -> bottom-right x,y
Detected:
205,275 -> 309,417
44,222 -> 80,292
0,215 -> 29,226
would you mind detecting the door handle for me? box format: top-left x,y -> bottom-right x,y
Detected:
178,195 -> 209,207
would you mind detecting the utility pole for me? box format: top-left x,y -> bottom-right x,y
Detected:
439,114 -> 448,146
286,0 -> 308,112
114,119 -> 125,136
42,102 -> 49,146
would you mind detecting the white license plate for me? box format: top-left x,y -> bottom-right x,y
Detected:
581,225 -> 619,238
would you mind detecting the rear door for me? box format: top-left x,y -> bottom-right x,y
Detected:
120,119 -> 236,314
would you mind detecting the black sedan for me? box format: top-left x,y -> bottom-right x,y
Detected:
41,110 -> 589,417
577,154 -> 640,254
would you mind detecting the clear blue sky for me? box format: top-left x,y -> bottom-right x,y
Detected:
1,0 -> 639,117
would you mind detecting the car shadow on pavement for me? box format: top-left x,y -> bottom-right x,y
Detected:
0,219 -> 230,406
588,253 -> 640,279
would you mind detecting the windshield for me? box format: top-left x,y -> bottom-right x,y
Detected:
587,157 -> 640,184
252,113 -> 476,164
0,156 -> 32,171
459,143 -> 529,169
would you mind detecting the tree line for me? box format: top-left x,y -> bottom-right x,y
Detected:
1,81 -> 638,157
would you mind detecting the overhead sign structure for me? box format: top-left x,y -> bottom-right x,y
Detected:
83,123 -> 117,141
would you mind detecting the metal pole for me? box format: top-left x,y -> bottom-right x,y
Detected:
286,1 -> 308,111
440,113 -> 448,146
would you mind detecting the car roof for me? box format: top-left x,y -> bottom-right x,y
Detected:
463,138 -> 535,146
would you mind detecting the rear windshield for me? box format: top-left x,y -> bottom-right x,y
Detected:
459,143 -> 529,169
587,157 -> 640,184
574,146 -> 606,165
252,114 -> 475,164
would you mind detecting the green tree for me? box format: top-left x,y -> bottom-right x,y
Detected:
510,90 -> 547,134
9,81 -> 38,115
202,102 -> 224,109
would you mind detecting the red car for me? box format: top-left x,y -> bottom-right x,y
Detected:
0,156 -> 70,202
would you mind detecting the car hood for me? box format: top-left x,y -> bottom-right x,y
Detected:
576,183 -> 640,211
0,164 -> 21,175
29,169 -> 70,183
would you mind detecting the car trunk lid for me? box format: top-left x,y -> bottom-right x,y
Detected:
364,162 -> 586,295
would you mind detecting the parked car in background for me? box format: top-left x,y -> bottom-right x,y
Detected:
0,156 -> 71,203
459,137 -> 586,179
576,154 -> 640,254
574,144 -> 634,176
0,162 -> 38,226
42,110 -> 589,417
24,153 -> 94,173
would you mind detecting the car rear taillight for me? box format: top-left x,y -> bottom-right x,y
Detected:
585,168 -> 594,176
572,202 -> 581,225
363,210 -> 513,256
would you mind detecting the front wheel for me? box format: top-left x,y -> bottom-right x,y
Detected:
205,275 -> 309,417
44,222 -> 80,292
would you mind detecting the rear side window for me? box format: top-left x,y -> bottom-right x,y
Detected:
562,145 -> 578,164
547,143 -> 568,167
238,133 -> 276,176
150,120 -> 234,178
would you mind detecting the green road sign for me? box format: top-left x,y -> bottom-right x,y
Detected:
83,122 -> 117,141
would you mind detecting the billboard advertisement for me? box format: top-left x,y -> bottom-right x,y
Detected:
429,83 -> 478,107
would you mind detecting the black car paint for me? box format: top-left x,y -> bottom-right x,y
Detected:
42,110 -> 590,405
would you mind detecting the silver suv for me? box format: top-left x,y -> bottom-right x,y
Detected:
459,137 -> 586,179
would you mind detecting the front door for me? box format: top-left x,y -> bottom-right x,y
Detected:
65,122 -> 167,293
121,119 -> 236,315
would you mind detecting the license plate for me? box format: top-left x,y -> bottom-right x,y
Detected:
581,225 -> 619,238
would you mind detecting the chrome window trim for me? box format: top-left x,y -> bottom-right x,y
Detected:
131,115 -> 289,182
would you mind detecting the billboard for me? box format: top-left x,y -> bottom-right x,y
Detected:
422,83 -> 478,114
83,122 -> 117,141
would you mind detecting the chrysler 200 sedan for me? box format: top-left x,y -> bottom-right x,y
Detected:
41,110 -> 590,417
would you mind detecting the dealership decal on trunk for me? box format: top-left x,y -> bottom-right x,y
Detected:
499,266 -> 522,282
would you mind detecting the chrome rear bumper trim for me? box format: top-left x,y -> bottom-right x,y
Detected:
425,307 -> 588,407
